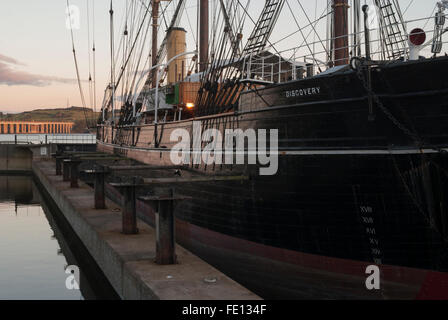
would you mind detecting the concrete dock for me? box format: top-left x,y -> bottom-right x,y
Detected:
33,160 -> 260,300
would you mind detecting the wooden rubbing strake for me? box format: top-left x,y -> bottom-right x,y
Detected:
108,165 -> 183,171
142,175 -> 249,184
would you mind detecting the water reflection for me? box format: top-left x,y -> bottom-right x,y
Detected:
0,175 -> 118,300
0,175 -> 36,205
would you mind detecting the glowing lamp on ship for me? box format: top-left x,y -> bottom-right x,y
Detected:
409,28 -> 426,60
186,103 -> 195,109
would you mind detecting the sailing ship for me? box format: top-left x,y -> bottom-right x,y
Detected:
72,0 -> 448,299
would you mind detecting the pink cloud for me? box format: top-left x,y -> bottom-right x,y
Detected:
0,53 -> 76,87
0,53 -> 25,66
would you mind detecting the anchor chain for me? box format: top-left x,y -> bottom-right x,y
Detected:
352,57 -> 448,191
351,57 -> 425,148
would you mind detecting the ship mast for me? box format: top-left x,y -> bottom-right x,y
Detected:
199,0 -> 209,72
109,1 -> 115,121
332,0 -> 350,66
151,0 -> 160,87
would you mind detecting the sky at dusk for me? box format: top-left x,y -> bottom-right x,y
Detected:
0,0 -> 439,113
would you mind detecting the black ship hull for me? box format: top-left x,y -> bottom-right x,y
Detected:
98,56 -> 448,299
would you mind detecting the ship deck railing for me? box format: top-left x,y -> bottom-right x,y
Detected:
240,14 -> 446,85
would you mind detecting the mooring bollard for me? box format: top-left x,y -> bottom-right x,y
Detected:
94,166 -> 109,210
63,159 -> 71,182
110,179 -> 140,235
82,165 -> 111,210
70,158 -> 82,188
140,189 -> 191,265
155,190 -> 176,265
122,183 -> 138,235
55,157 -> 63,176
51,153 -> 61,175
52,152 -> 65,176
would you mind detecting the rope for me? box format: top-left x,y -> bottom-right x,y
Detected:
92,0 -> 97,116
110,0 -> 116,122
285,0 -> 324,72
87,0 -> 93,111
66,0 -> 90,129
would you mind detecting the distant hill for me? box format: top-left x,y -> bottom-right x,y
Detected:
0,107 -> 99,133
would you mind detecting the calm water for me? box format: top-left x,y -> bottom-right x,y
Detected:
0,176 -> 117,300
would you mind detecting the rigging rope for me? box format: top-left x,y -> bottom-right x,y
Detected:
102,0 -> 153,126
285,0 -> 326,72
66,0 -> 90,129
92,0 -> 97,117
110,0 -> 116,122
86,0 -> 95,127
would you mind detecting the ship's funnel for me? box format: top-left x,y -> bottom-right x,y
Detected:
167,27 -> 187,84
